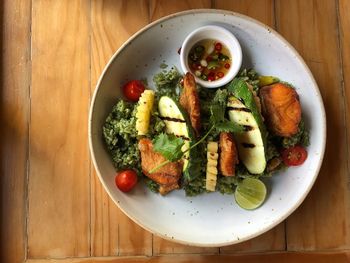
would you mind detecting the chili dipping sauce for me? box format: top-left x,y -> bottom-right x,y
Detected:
188,39 -> 231,82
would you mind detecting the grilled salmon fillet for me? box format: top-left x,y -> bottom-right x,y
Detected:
138,138 -> 182,194
219,132 -> 239,176
179,72 -> 201,136
259,83 -> 301,137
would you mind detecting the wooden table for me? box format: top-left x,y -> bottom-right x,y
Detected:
1,0 -> 350,262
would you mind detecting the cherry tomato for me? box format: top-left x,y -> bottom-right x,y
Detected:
281,146 -> 308,166
115,169 -> 138,192
224,63 -> 230,69
122,80 -> 145,102
215,42 -> 222,51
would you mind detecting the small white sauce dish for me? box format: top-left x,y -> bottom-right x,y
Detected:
180,25 -> 242,88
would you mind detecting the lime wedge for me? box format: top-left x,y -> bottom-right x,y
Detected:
234,178 -> 267,210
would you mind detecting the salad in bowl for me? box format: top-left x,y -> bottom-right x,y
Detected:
102,67 -> 309,210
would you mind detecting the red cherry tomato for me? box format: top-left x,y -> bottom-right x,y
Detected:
115,170 -> 138,192
122,80 -> 145,102
215,42 -> 222,51
281,146 -> 308,166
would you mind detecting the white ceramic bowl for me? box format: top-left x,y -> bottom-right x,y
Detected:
89,9 -> 326,247
180,25 -> 242,88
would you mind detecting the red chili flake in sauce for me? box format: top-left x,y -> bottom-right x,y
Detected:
217,72 -> 224,78
224,63 -> 230,69
208,72 -> 215,82
191,63 -> 198,70
215,42 -> 222,51
206,56 -> 213,62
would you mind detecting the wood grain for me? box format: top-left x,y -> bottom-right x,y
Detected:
90,0 -> 152,257
0,0 -> 31,262
28,0 -> 90,258
25,251 -> 350,263
213,0 -> 275,27
275,0 -> 350,250
149,0 -> 211,21
213,0 -> 285,253
339,1 -> 350,249
220,223 -> 285,253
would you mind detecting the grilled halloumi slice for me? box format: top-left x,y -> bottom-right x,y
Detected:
227,96 -> 266,174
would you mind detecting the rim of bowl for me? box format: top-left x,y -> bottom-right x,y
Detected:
179,25 -> 242,88
88,9 -> 327,247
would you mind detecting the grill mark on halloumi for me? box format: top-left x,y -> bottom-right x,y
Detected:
175,135 -> 190,141
227,106 -> 252,113
242,142 -> 256,148
243,125 -> 254,131
160,116 -> 186,123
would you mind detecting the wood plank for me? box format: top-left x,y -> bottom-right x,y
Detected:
0,0 -> 31,262
213,0 -> 275,27
339,0 -> 350,249
90,0 -> 152,257
275,0 -> 350,250
25,251 -> 350,263
149,0 -> 211,21
213,0 -> 285,253
148,0 -> 218,255
220,223 -> 285,253
28,0 -> 90,258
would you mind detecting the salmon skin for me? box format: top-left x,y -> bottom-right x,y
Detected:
138,138 -> 182,195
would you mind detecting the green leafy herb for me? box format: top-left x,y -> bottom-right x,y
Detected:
210,104 -> 244,133
152,133 -> 184,162
227,78 -> 267,145
207,60 -> 219,69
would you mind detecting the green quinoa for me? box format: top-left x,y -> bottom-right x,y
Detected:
102,100 -> 141,173
153,67 -> 182,99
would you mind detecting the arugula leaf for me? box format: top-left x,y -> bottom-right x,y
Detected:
152,133 -> 184,162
